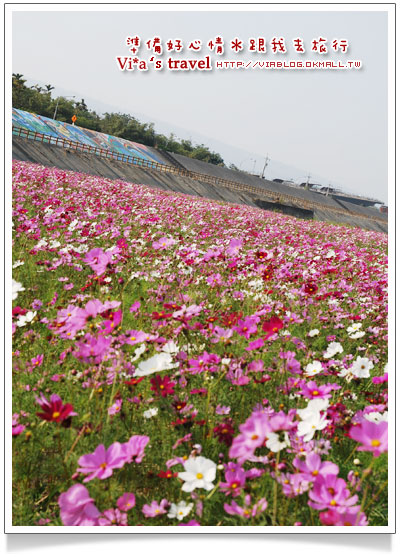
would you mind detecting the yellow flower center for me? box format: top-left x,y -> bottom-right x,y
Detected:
52,411 -> 60,419
100,462 -> 107,470
312,470 -> 319,476
130,337 -> 136,341
371,439 -> 381,447
196,473 -> 204,480
330,499 -> 337,506
312,390 -> 319,396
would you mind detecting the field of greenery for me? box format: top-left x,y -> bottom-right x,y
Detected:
12,160 -> 388,527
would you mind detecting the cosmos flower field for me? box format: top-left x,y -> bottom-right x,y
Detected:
12,160 -> 388,527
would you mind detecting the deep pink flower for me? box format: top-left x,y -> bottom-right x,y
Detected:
262,315 -> 284,338
150,374 -> 176,397
35,393 -> 77,423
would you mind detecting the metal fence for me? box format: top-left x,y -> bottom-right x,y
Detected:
12,125 -> 387,225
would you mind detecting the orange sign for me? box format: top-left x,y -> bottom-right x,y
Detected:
71,115 -> 77,123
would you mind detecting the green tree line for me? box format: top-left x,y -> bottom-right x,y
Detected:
12,74 -> 225,166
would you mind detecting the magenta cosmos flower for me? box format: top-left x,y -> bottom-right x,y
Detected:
58,484 -> 100,526
349,420 -> 388,457
77,442 -> 127,482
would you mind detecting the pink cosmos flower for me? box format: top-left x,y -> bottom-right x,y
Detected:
245,338 -> 265,351
226,238 -> 243,256
233,317 -> 258,340
142,499 -> 169,518
76,442 -> 127,482
219,466 -> 247,497
73,334 -> 112,364
308,474 -> 358,512
58,484 -> 101,526
152,236 -> 176,250
108,398 -> 122,416
98,508 -> 128,526
319,507 -> 368,526
293,453 -> 339,481
224,494 -> 267,518
30,354 -> 43,368
83,247 -> 113,275
117,492 -> 136,511
124,329 -> 149,345
121,434 -> 150,463
129,301 -> 141,313
349,420 -> 388,457
298,380 -> 341,399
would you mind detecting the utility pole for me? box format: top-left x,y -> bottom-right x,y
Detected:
260,154 -> 270,179
53,95 -> 75,120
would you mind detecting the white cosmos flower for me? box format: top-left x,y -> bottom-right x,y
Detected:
304,360 -> 323,377
349,331 -> 365,339
347,323 -> 362,334
297,410 -> 330,442
162,340 -> 180,355
135,352 -> 176,377
12,279 -> 25,301
12,260 -> 24,269
178,456 -> 217,492
131,343 -> 146,362
265,431 -> 291,452
364,411 -> 388,424
323,342 -> 343,359
16,311 -> 36,327
337,367 -> 354,382
308,329 -> 320,337
326,250 -> 335,258
167,501 -> 193,521
143,407 -> 158,419
297,398 -> 329,421
350,356 -> 374,378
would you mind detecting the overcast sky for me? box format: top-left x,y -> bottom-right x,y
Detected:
12,8 -> 389,202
